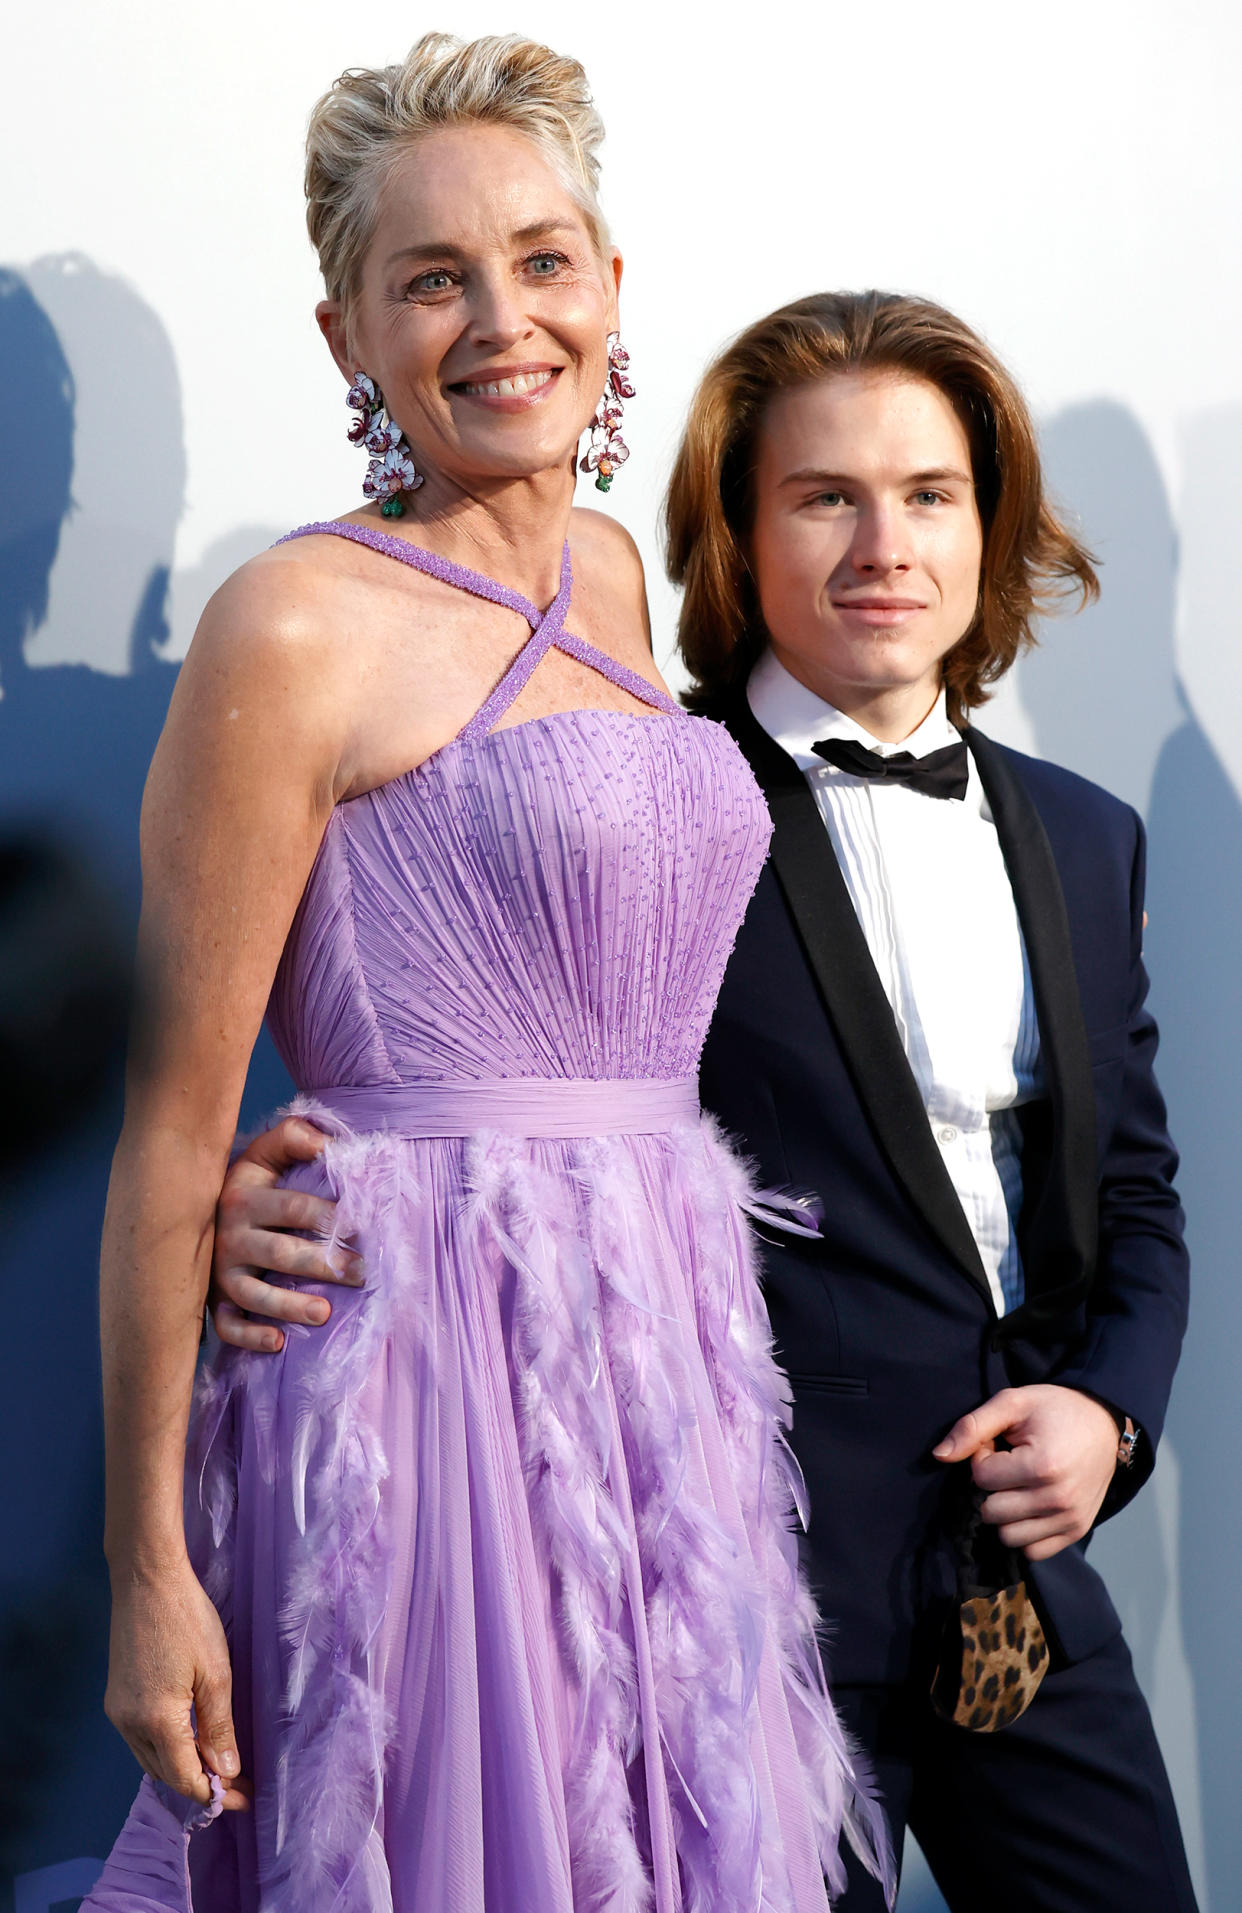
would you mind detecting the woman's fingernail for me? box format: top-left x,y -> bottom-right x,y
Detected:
221,1750 -> 239,1777
307,1301 -> 330,1325
348,1258 -> 366,1287
264,1332 -> 282,1352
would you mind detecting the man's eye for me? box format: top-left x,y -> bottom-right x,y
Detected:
815,491 -> 846,508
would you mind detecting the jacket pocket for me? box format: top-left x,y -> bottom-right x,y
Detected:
1087,1021 -> 1128,1065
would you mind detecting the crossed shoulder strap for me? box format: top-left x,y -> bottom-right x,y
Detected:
277,521 -> 682,740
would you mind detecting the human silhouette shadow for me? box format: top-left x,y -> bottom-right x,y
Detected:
1017,399 -> 1240,1910
0,260 -> 290,1898
1144,404 -> 1242,1913
1019,404 -> 1177,1682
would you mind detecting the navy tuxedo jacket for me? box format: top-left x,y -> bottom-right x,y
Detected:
698,699 -> 1189,1686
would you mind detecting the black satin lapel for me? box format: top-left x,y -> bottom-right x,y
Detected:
724,697 -> 992,1301
966,730 -> 1099,1306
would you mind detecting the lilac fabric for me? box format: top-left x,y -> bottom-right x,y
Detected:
313,1077 -> 701,1138
85,526 -> 891,1912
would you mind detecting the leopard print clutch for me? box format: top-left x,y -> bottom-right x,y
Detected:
930,1481 -> 1052,1732
930,1578 -> 1050,1731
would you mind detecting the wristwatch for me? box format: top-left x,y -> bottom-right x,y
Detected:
1074,1390 -> 1142,1471
1115,1415 -> 1140,1469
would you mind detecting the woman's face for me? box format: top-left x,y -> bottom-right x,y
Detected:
323,124 -> 620,492
748,369 -> 984,728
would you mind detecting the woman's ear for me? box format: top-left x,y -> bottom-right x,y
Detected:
605,249 -> 623,334
315,300 -> 355,383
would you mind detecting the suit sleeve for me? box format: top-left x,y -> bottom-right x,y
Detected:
1051,808 -> 1189,1518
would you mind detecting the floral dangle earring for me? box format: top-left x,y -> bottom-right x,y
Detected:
346,372 -> 423,518
579,333 -> 634,493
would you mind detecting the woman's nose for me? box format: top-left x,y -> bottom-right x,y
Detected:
468,273 -> 533,348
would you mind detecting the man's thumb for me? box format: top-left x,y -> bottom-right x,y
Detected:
933,1389 -> 1021,1462
239,1116 -> 327,1181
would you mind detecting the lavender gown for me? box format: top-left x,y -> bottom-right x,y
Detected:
85,525 -> 890,1913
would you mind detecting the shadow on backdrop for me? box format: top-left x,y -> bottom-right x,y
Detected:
0,259 -> 290,1911
1017,399 -> 1242,1912
1147,402 -> 1242,1913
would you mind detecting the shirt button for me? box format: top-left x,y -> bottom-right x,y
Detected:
938,1124 -> 959,1145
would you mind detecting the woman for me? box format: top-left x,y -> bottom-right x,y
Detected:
85,33 -> 889,1913
215,290 -> 1197,1912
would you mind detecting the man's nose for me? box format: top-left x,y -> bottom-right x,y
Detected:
849,503 -> 911,574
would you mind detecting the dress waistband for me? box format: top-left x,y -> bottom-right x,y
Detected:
310,1076 -> 700,1139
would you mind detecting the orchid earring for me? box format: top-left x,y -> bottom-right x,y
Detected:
579,333 -> 634,493
346,372 -> 423,518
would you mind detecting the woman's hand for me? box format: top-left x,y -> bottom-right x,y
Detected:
105,1560 -> 249,1811
211,1119 -> 359,1352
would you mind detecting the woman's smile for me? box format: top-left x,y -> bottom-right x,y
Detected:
449,363 -> 563,409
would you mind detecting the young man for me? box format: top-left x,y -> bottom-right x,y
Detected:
211,294 -> 1196,1909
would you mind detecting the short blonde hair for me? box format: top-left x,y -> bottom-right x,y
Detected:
306,32 -> 609,312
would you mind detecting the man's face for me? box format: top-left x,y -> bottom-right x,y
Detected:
749,369 -> 984,729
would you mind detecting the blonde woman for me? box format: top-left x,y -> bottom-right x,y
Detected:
84,35 -> 889,1913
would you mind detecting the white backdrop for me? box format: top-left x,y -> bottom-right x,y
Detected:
3,3 -> 1240,1908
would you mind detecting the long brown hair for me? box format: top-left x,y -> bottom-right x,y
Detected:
665,291 -> 1098,720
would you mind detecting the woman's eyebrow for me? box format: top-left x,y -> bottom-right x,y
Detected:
512,219 -> 580,243
385,240 -> 465,267
385,221 -> 580,269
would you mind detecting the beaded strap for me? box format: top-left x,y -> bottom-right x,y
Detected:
552,626 -> 682,719
278,521 -> 682,738
277,521 -> 551,623
460,546 -> 572,745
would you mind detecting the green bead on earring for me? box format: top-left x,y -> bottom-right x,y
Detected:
579,333 -> 634,493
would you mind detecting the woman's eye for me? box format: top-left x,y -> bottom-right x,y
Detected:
411,269 -> 454,295
814,491 -> 846,508
526,251 -> 566,277
913,489 -> 944,506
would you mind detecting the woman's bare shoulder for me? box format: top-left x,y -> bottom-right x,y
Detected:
194,542 -> 343,655
164,540 -> 384,786
199,527 -> 423,647
569,506 -> 645,580
568,508 -> 651,652
184,521 -> 445,697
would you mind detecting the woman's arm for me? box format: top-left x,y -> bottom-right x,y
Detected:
101,557 -> 346,1806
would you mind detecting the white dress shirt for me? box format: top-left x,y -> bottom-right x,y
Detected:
747,648 -> 1042,1315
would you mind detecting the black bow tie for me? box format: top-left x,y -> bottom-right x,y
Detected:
812,735 -> 970,802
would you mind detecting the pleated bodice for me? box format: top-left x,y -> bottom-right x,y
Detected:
268,707 -> 770,1090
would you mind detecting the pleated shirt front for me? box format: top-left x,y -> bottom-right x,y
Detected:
748,649 -> 1042,1315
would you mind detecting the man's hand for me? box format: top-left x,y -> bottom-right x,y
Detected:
933,1384 -> 1121,1561
211,1118 -> 359,1352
